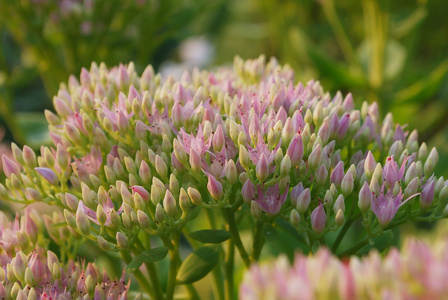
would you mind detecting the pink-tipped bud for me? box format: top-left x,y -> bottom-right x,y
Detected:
64,122 -> 82,144
296,188 -> 311,213
315,165 -> 328,186
163,190 -> 178,217
333,194 -> 345,213
242,180 -> 256,205
97,205 -> 107,225
420,180 -> 435,210
179,188 -> 190,213
239,145 -> 251,170
172,102 -> 184,128
35,167 -> 59,186
189,149 -> 202,173
121,184 -> 133,206
404,177 -> 420,199
12,252 -> 26,282
76,205 -> 91,236
287,133 -> 304,167
337,113 -> 350,139
131,186 -> 150,202
29,252 -> 45,283
187,187 -> 202,206
341,171 -> 354,197
154,155 -> 168,179
207,174 -> 223,201
330,161 -> 345,188
137,210 -> 151,228
317,120 -> 330,143
290,183 -> 304,207
358,182 -> 372,212
308,144 -> 322,170
2,155 -> 20,178
139,160 -> 152,186
213,124 -> 226,152
256,153 -> 269,183
24,214 -> 38,244
225,160 -> 238,184
173,139 -> 188,164
311,204 -> 326,234
364,151 -> 376,179
22,145 -> 37,168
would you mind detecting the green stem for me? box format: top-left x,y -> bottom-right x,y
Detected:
250,220 -> 264,262
224,208 -> 251,268
224,238 -> 235,300
338,236 -> 369,257
331,216 -> 355,253
135,239 -> 164,300
120,251 -> 155,298
186,284 -> 200,300
166,233 -> 180,300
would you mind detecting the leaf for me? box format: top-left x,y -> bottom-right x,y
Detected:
262,224 -> 278,243
356,230 -> 394,256
126,246 -> 168,273
176,246 -> 220,284
16,112 -> 51,150
189,230 -> 231,244
187,205 -> 202,222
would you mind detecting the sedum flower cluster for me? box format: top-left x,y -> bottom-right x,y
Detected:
0,211 -> 129,300
240,236 -> 448,300
0,55 -> 447,298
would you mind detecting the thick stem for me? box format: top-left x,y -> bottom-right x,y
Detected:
331,217 -> 354,253
337,237 -> 369,257
120,251 -> 155,298
224,238 -> 235,300
135,239 -> 164,300
250,220 -> 264,262
224,208 -> 251,268
165,233 -> 180,300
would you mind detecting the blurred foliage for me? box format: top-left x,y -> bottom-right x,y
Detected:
213,0 -> 448,176
0,0 -> 227,146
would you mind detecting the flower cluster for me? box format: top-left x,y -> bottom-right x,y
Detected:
0,211 -> 129,300
0,56 -> 447,297
240,236 -> 448,300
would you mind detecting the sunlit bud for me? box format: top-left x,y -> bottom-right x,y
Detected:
138,160 -> 152,186
341,171 -> 354,197
333,194 -> 345,213
364,151 -> 376,180
133,192 -> 145,211
167,174 -> 179,198
163,190 -> 178,217
94,204 -> 106,225
2,155 -> 20,178
372,163 -> 383,182
313,102 -> 324,127
137,210 -> 151,228
97,236 -> 111,251
420,180 -> 435,210
207,174 -> 223,201
10,173 -> 21,189
101,165 -> 115,183
318,120 -> 330,143
315,165 -> 328,186
155,203 -> 164,223
187,187 -> 202,206
348,164 -> 357,179
44,109 -> 60,125
225,160 -> 238,184
256,154 -> 269,182
439,185 -> 448,203
277,154 -> 291,177
389,141 -> 403,158
324,190 -> 333,206
290,209 -> 301,227
41,147 -> 54,168
28,288 -> 37,300
21,145 -> 36,169
418,142 -> 428,161
172,101 -> 184,128
358,182 -> 372,212
11,143 -> 23,165
311,204 -> 326,234
173,139 -> 187,164
424,147 -> 438,177
113,158 -> 125,177
116,232 -> 129,249
175,188 -> 189,213
404,177 -> 420,200
12,252 -> 26,282
24,267 -> 36,286
76,207 -> 91,236
109,209 -> 121,228
53,97 -> 72,116
151,177 -> 166,205
7,264 -> 16,282
287,134 -> 304,167
212,124 -> 225,152
24,214 -> 38,244
251,201 -> 262,219
238,131 -> 246,146
64,122 -> 82,144
308,144 -> 322,170
296,188 -> 311,213
64,209 -> 76,229
282,118 -> 295,146
435,177 -> 445,195
239,145 -> 251,170
10,283 -> 21,299
189,149 -> 202,173
335,209 -> 344,227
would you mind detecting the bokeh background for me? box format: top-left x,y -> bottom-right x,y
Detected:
0,0 -> 447,288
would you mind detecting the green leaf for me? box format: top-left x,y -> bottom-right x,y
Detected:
262,224 -> 278,243
176,246 -> 220,284
126,246 -> 168,273
189,230 -> 231,244
187,205 -> 202,221
16,112 -> 51,150
356,230 -> 394,256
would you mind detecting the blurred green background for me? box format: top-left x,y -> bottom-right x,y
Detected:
0,0 -> 447,177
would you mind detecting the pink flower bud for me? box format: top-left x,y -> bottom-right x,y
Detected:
364,151 -> 376,179
341,171 -> 354,196
172,101 -> 184,128
225,160 -> 238,184
139,160 -> 152,186
35,167 -> 59,185
315,165 -> 328,186
189,149 -> 202,173
343,93 -> 354,111
296,188 -> 311,213
311,204 -> 326,234
213,124 -> 226,152
137,210 -> 151,228
333,194 -> 345,213
76,205 -> 91,236
187,187 -> 202,206
308,144 -> 322,170
131,186 -> 150,202
25,214 -> 38,244
163,190 -> 178,217
337,113 -> 350,139
317,120 -> 330,143
64,122 -> 82,144
330,161 -> 345,188
242,179 -> 256,205
116,232 -> 129,249
404,177 -> 420,200
53,97 -> 72,116
286,133 -> 304,167
29,252 -> 45,283
256,153 -> 269,182
358,181 -> 372,212
207,174 -> 223,201
424,147 -> 438,177
420,180 -> 435,210
2,155 -> 20,178
290,183 -> 304,207
173,138 -> 188,164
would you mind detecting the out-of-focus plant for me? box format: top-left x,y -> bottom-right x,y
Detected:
1,56 -> 448,298
245,0 -> 448,174
0,0 -> 226,147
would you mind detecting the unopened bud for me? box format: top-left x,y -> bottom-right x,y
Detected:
404,177 -> 420,200
290,209 -> 301,227
151,177 -> 166,205
116,232 -> 129,249
296,188 -> 311,213
333,194 -> 345,213
358,182 -> 372,212
420,180 -> 435,210
335,209 -> 344,227
424,147 -> 438,177
315,165 -> 328,186
251,201 -> 262,219
311,204 -> 326,234
163,190 -> 178,217
155,203 -> 164,223
308,144 -> 322,170
341,171 -> 354,197
173,139 -> 188,164
207,174 -> 223,201
225,160 -> 238,184
239,145 -> 250,170
256,154 -> 269,182
155,155 -> 168,179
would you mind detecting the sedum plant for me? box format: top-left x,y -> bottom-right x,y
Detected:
1,55 -> 447,299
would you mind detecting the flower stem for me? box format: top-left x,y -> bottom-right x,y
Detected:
337,236 -> 369,257
250,220 -> 264,262
120,251 -> 155,298
166,233 -> 180,300
224,208 -> 251,268
135,239 -> 164,300
224,238 -> 235,300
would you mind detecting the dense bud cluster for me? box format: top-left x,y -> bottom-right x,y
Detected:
0,211 -> 129,300
1,55 -> 447,297
240,236 -> 448,300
